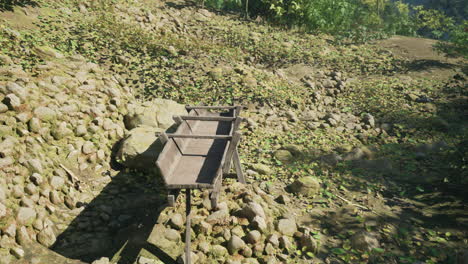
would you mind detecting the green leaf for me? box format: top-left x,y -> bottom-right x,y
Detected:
331,248 -> 346,255
372,247 -> 385,253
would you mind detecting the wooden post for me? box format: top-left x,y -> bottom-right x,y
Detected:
173,115 -> 184,125
223,131 -> 241,174
233,149 -> 246,184
235,105 -> 242,117
167,193 -> 175,207
185,188 -> 192,264
159,132 -> 169,144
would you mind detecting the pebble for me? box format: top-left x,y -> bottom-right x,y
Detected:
82,141 -> 96,154
251,216 -> 267,232
227,235 -> 246,254
0,202 -> 6,218
10,247 -> 25,258
16,207 -> 37,225
3,94 -> 21,110
246,230 -> 261,244
276,218 -> 297,236
169,213 -> 184,230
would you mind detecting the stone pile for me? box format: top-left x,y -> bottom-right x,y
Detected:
149,181 -> 319,264
0,49 -> 187,263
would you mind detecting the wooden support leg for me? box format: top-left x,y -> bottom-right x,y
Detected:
185,189 -> 191,264
233,149 -> 246,184
167,190 -> 179,207
222,131 -> 241,174
210,176 -> 222,209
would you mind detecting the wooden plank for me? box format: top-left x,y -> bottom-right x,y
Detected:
180,116 -> 236,122
173,115 -> 184,125
159,132 -> 169,144
234,105 -> 242,117
186,105 -> 238,110
233,149 -> 246,184
167,134 -> 232,140
222,131 -> 241,174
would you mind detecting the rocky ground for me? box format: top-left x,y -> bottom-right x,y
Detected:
0,0 -> 467,264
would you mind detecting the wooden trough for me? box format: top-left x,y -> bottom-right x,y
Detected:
156,105 -> 245,264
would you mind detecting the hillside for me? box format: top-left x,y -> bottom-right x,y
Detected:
0,0 -> 467,264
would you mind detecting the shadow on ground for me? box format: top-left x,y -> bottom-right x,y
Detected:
0,0 -> 38,11
289,76 -> 468,263
50,138 -> 179,264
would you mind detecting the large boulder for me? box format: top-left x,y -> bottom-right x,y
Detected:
124,99 -> 187,130
116,126 -> 165,169
288,177 -> 320,196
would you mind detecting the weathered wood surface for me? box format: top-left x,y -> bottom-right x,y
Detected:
156,108 -> 238,189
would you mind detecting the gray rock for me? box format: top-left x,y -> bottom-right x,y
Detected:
319,153 -> 342,166
37,226 -> 56,247
24,183 -> 37,195
0,202 -> 6,218
177,252 -> 200,264
82,141 -> 96,155
240,246 -> 252,258
285,110 -> 298,122
138,256 -> 156,264
276,219 -> 297,236
350,231 -> 379,252
52,122 -> 73,140
198,241 -> 210,253
251,164 -> 273,175
49,191 -> 62,205
206,209 -> 229,224
27,159 -> 43,173
0,157 -> 14,168
169,213 -> 184,230
165,228 -> 180,242
362,113 -> 375,128
210,245 -> 228,258
246,230 -> 261,244
276,194 -> 290,204
273,150 -> 293,163
20,197 -> 35,208
288,177 -> 320,196
16,226 -> 30,245
50,176 -> 65,190
3,222 -> 16,239
227,235 -> 246,255
124,99 -> 187,130
16,207 -> 36,225
34,46 -> 64,59
28,117 -> 41,133
3,94 -> 21,110
5,82 -> 28,99
91,257 -> 110,264
279,236 -> 293,251
0,103 -> 8,113
75,125 -> 87,136
34,106 -> 56,121
10,247 -> 24,259
251,216 -> 267,232
264,243 -> 275,255
231,225 -> 245,237
0,186 -> 6,201
300,234 -> 317,252
115,126 -> 165,169
239,202 -> 266,221
267,234 -> 279,247
30,173 -> 43,185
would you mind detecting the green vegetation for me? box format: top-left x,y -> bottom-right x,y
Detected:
205,0 -> 467,56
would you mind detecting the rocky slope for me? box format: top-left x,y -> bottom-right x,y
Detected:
0,0 -> 467,264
